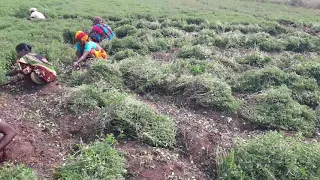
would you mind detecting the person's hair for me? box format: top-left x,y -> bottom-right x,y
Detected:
93,16 -> 103,25
16,43 -> 32,52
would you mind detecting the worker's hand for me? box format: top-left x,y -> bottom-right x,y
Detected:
72,62 -> 79,70
72,62 -> 80,70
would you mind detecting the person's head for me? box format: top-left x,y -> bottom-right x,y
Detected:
75,31 -> 89,45
29,8 -> 37,14
16,43 -> 32,57
93,16 -> 103,25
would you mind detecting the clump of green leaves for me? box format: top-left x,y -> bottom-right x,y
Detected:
236,66 -> 320,107
114,25 -> 138,38
119,57 -> 169,93
170,59 -> 236,83
285,36 -> 316,53
219,131 -> 320,179
56,135 -> 126,180
161,27 -> 184,38
69,60 -> 123,89
0,163 -> 36,180
259,39 -> 285,52
110,37 -> 149,55
168,74 -> 241,112
99,95 -> 176,148
178,45 -> 211,59
294,61 -> 320,85
241,86 -> 316,135
62,29 -> 76,44
236,53 -> 273,68
66,85 -> 126,113
66,85 -> 176,148
147,38 -> 172,52
112,49 -> 137,61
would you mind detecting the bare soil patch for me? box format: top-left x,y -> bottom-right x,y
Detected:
117,141 -> 205,180
0,82 -> 98,178
136,94 -> 254,179
151,48 -> 180,61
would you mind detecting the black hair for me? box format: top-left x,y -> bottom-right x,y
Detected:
16,43 -> 32,52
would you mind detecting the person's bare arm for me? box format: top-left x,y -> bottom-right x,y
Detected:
0,122 -> 17,151
76,51 -> 90,63
73,51 -> 90,69
75,50 -> 82,58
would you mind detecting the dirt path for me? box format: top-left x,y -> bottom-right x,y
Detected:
0,83 -> 80,179
0,81 -> 254,180
135,94 -> 254,179
0,83 -> 209,180
117,141 -> 205,180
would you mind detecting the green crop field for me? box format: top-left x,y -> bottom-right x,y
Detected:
0,0 -> 320,179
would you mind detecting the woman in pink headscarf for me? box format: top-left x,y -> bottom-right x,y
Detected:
88,16 -> 115,43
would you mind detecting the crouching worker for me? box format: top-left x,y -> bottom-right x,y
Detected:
5,43 -> 57,85
0,120 -> 17,151
0,120 -> 17,162
88,16 -> 115,43
73,31 -> 108,69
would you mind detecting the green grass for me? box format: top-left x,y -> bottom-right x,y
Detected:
0,0 -> 319,84
68,60 -> 123,89
168,74 -> 241,112
1,0 -> 320,179
241,86 -> 317,136
219,131 -> 320,180
66,85 -> 176,148
0,163 -> 36,180
235,53 -> 273,68
99,94 -> 176,148
293,60 -> 320,85
235,66 -> 320,107
56,135 -> 126,180
119,57 -> 170,93
119,57 -> 240,112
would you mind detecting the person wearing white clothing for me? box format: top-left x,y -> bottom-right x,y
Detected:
29,8 -> 46,20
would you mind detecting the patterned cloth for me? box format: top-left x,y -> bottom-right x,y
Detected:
75,30 -> 108,59
90,17 -> 114,43
90,24 -> 114,42
89,49 -> 107,59
15,53 -> 57,84
76,41 -> 107,59
75,31 -> 89,42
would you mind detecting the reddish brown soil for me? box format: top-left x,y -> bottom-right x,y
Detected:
0,84 -> 63,178
0,79 -> 253,180
0,81 -> 211,180
0,82 -> 96,178
151,48 -> 180,61
117,141 -> 205,180
136,94 -> 253,179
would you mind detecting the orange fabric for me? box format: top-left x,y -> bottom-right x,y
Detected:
89,49 -> 107,59
75,31 -> 89,42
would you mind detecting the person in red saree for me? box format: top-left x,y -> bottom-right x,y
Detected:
88,16 -> 115,44
6,43 -> 57,85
